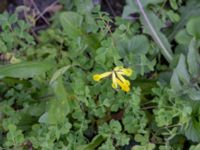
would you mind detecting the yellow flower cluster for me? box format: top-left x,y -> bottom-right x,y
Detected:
93,66 -> 133,92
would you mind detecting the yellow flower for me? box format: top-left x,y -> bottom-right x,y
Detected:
114,66 -> 132,76
93,72 -> 112,81
93,66 -> 133,92
116,78 -> 130,92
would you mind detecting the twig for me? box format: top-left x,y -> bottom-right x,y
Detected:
35,0 -> 59,21
141,106 -> 156,110
32,25 -> 48,32
30,0 -> 49,25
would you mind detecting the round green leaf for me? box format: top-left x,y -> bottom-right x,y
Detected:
186,17 -> 200,39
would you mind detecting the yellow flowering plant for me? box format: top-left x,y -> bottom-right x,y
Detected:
93,66 -> 133,92
2,0 -> 198,149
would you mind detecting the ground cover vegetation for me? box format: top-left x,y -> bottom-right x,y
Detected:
1,0 -> 200,149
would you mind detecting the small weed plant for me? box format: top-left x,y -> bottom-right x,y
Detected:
1,0 -> 200,149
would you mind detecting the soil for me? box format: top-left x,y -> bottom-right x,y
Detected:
1,0 -> 125,16
0,0 -> 126,33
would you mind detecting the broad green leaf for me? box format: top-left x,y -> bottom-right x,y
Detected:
0,61 -> 54,79
74,0 -> 94,14
50,65 -> 71,84
51,77 -> 70,111
169,0 -> 200,41
128,35 -> 149,54
175,29 -> 192,45
60,12 -> 83,39
135,0 -> 173,62
132,143 -> 155,150
186,16 -> 200,39
47,99 -> 69,124
48,77 -> 70,124
171,52 -> 200,101
167,10 -> 180,22
175,54 -> 190,84
38,112 -> 48,124
169,0 -> 178,10
60,12 -> 100,49
170,71 -> 182,91
78,135 -> 105,150
95,47 -> 107,65
40,74 -> 72,124
184,120 -> 200,142
187,38 -> 200,76
130,54 -> 156,76
187,88 -> 200,101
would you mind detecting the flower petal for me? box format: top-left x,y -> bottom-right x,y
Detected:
114,66 -> 123,71
116,78 -> 130,92
111,71 -> 118,89
114,66 -> 133,77
116,72 -> 130,86
93,71 -> 112,81
118,68 -> 132,76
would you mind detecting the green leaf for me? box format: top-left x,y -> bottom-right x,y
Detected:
115,133 -> 130,146
74,0 -> 94,14
48,77 -> 70,124
128,35 -> 150,54
78,135 -> 105,150
190,143 -> 200,150
47,99 -> 69,124
135,0 -> 173,62
122,0 -> 173,63
60,12 -> 83,39
187,38 -> 200,76
167,10 -> 180,22
171,52 -> 200,101
123,111 -> 147,134
187,88 -> 200,101
169,0 -> 178,10
185,119 -> 200,142
98,139 -> 115,150
186,16 -> 200,39
50,65 -> 71,84
0,40 -> 7,52
95,47 -> 107,65
175,29 -> 192,45
5,124 -> 25,148
122,0 -> 163,18
175,54 -> 190,84
132,143 -> 155,150
38,112 -> 48,124
0,61 -> 54,79
109,120 -> 122,134
51,77 -> 70,112
168,0 -> 200,41
60,12 -> 100,49
170,71 -> 182,91
134,134 -> 149,144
